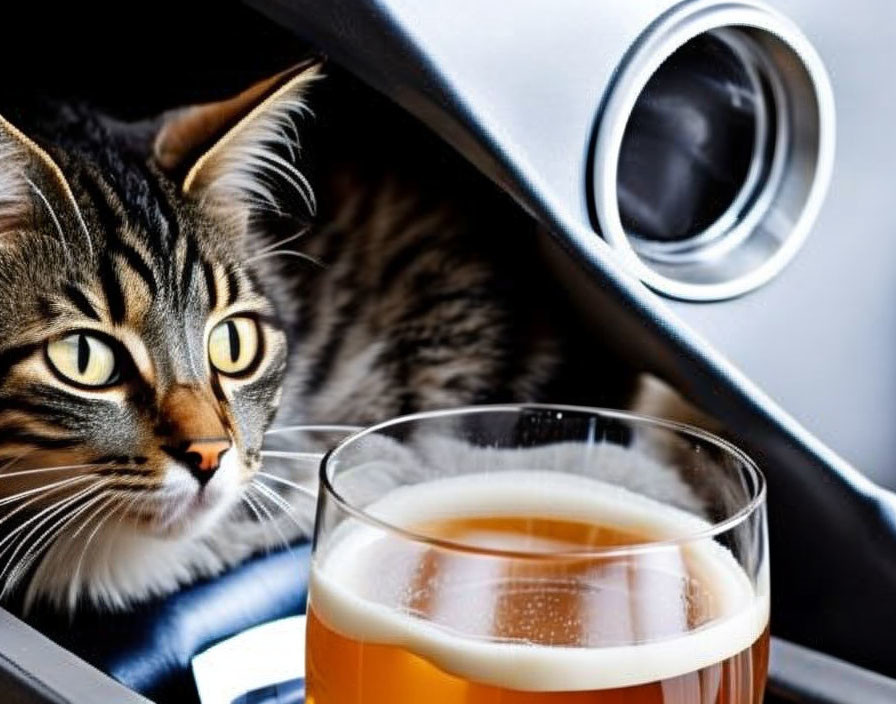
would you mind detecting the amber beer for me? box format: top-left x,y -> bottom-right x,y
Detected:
306,471 -> 770,703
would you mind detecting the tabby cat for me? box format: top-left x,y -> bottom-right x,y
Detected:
0,62 -> 641,613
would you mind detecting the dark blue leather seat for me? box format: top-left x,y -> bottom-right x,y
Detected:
15,543 -> 312,703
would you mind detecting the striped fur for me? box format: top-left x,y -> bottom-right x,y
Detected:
0,66 -> 639,612
0,132 -> 28,233
0,94 -> 294,610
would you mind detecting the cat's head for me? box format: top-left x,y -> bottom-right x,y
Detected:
0,63 -> 319,575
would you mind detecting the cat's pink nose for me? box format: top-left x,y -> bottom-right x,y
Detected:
183,439 -> 231,477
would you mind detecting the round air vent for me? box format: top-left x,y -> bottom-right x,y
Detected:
591,1 -> 835,301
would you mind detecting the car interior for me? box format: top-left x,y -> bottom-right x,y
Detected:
1,2 -> 895,703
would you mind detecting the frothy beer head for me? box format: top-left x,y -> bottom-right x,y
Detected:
309,470 -> 769,692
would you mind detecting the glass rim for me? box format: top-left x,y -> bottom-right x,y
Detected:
318,404 -> 766,559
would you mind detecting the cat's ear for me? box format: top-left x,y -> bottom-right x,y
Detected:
0,114 -> 82,236
154,60 -> 321,217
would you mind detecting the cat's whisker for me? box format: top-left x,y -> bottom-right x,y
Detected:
248,203 -> 286,218
237,192 -> 285,217
263,424 -> 361,436
0,475 -> 94,519
255,228 -> 311,257
109,489 -> 157,535
213,167 -> 281,213
25,177 -> 71,264
0,461 -> 112,531
251,479 -> 297,510
271,120 -> 300,161
240,493 -> 277,554
0,483 -> 108,588
0,482 -> 101,566
0,476 -> 103,588
244,249 -> 324,269
68,493 -> 117,542
247,485 -> 292,550
0,485 -> 107,597
18,498 -> 103,613
16,491 -> 109,612
0,451 -> 34,474
250,481 -> 306,534
27,488 -> 111,564
140,488 -> 184,502
260,450 -> 321,461
0,475 -> 85,504
240,492 -> 266,526
129,492 -> 154,521
67,495 -> 121,609
242,491 -> 285,552
0,480 -> 105,554
68,192 -> 95,260
0,463 -> 104,480
116,490 -> 146,528
255,471 -> 317,499
246,148 -> 316,214
270,125 -> 295,161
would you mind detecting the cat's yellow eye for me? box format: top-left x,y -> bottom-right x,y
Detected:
208,316 -> 261,376
46,333 -> 119,388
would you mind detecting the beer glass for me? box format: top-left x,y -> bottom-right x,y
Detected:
304,405 -> 769,703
